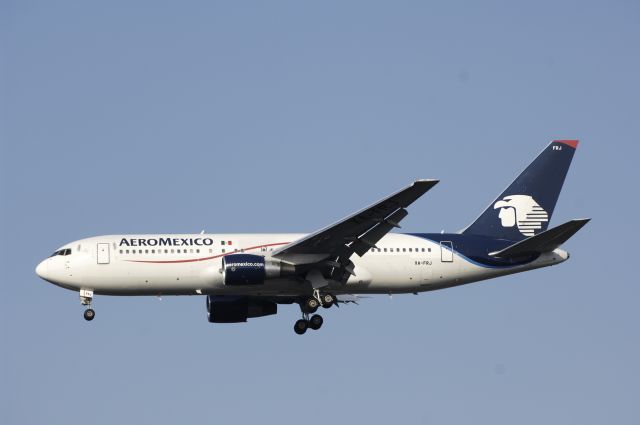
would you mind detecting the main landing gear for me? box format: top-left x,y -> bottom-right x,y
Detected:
294,292 -> 336,335
80,289 -> 95,321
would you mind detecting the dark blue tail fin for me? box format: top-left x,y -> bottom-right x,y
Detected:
462,140 -> 579,241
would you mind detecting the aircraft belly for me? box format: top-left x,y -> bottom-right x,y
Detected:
351,256 -> 419,292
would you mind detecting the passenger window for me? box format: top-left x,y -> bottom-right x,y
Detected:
145,250 -> 149,254
126,250 -> 130,254
196,249 -> 200,253
390,248 -> 394,252
384,248 -> 387,252
403,248 -> 406,252
119,250 -> 123,254
152,250 -> 155,253
428,248 -> 431,252
222,249 -> 225,253
409,248 -> 412,252
221,241 -> 225,245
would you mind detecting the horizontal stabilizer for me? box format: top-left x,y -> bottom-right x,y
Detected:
489,218 -> 590,258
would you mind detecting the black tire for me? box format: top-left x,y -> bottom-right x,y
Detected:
322,293 -> 334,308
83,309 -> 95,321
309,314 -> 323,330
294,319 -> 308,335
304,297 -> 319,313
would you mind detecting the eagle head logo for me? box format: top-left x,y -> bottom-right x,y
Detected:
493,195 -> 549,237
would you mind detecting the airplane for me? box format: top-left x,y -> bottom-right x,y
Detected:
35,140 -> 589,334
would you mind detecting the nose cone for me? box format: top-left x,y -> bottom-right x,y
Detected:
35,260 -> 48,280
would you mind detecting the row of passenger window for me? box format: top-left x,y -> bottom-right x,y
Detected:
118,248 -> 261,255
118,246 -> 429,255
120,248 -> 202,255
371,247 -> 431,253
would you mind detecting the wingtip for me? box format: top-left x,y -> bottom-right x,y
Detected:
414,179 -> 440,185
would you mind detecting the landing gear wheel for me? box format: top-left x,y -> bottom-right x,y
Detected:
309,314 -> 323,330
294,319 -> 308,335
303,297 -> 319,313
321,293 -> 335,308
83,308 -> 95,321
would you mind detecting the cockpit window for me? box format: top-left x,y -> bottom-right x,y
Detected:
49,249 -> 72,257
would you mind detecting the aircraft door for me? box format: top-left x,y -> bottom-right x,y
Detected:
440,241 -> 454,262
97,243 -> 110,264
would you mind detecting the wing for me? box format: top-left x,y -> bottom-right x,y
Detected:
272,179 -> 438,284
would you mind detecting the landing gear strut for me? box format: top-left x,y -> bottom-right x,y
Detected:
80,289 -> 95,321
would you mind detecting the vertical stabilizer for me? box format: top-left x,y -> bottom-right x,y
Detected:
462,140 -> 578,241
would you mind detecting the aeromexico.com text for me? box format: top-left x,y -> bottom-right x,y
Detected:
119,238 -> 215,247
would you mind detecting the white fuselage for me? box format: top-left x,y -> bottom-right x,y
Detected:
36,233 -> 568,297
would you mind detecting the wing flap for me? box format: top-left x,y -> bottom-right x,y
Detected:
489,218 -> 590,258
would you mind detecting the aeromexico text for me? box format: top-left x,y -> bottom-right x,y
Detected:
119,237 -> 215,247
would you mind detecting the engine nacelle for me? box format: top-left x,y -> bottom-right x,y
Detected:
222,254 -> 294,285
206,295 -> 277,323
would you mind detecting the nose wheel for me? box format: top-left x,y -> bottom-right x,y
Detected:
80,289 -> 95,322
83,308 -> 95,321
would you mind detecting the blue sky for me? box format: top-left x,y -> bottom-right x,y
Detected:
1,1 -> 638,424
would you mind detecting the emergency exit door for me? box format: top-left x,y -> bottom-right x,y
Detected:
97,243 -> 110,264
440,241 -> 454,262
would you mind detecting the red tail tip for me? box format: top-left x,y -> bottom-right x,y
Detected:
555,140 -> 579,149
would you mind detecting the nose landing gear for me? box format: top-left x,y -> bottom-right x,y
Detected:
80,289 -> 95,321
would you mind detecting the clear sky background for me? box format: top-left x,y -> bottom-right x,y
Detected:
1,1 -> 638,424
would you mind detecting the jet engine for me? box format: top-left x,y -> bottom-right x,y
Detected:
206,295 -> 277,323
222,254 -> 295,285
